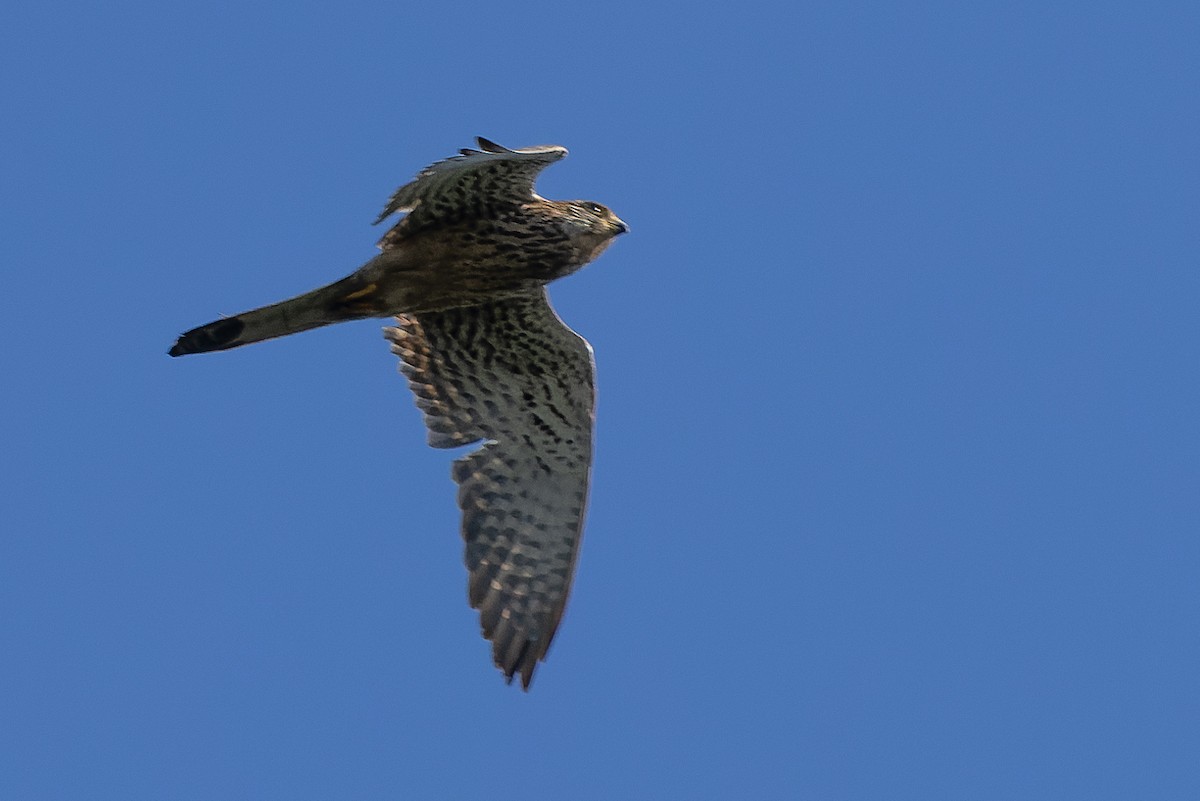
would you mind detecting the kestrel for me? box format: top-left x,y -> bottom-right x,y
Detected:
170,137 -> 627,688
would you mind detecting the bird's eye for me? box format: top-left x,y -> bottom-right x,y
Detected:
588,203 -> 605,214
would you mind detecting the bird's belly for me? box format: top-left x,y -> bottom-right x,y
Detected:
370,223 -> 583,313
376,254 -> 567,314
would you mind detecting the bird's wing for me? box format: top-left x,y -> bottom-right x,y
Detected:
383,287 -> 595,689
374,137 -> 567,236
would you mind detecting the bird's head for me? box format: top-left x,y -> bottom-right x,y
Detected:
559,200 -> 628,265
564,200 -> 629,238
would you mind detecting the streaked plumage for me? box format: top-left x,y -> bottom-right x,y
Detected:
169,138 -> 626,687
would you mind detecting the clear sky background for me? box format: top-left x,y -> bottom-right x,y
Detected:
2,2 -> 1198,799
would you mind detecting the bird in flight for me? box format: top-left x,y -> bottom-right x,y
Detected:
170,137 -> 627,688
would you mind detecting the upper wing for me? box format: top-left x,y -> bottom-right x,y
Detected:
383,288 -> 595,689
374,137 -> 567,238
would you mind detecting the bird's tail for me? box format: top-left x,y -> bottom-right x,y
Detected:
168,271 -> 388,357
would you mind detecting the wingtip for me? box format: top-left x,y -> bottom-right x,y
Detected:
502,667 -> 535,691
475,136 -> 508,153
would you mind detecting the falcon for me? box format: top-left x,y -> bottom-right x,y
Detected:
170,138 -> 627,688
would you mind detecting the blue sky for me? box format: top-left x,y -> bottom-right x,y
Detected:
2,1 -> 1198,799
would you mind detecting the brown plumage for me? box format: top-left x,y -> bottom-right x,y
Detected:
170,137 -> 626,688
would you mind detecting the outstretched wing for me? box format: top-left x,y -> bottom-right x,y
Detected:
383,288 -> 595,689
374,137 -> 567,239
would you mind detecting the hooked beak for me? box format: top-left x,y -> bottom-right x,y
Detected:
611,217 -> 629,235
